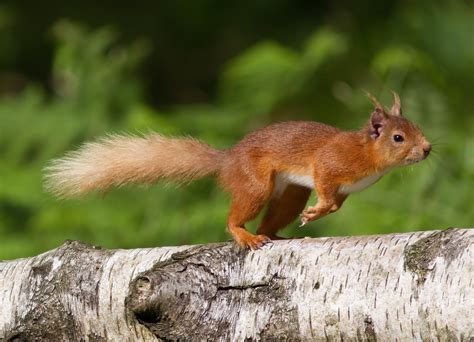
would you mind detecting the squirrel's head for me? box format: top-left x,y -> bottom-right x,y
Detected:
366,92 -> 431,168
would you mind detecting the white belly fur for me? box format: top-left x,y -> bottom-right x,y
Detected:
338,172 -> 385,194
273,172 -> 314,197
273,171 -> 386,197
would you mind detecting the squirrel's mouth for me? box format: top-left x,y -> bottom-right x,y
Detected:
405,155 -> 427,165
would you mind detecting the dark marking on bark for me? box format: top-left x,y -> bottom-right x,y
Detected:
4,332 -> 25,342
87,332 -> 108,342
364,315 -> 377,341
217,280 -> 269,291
260,306 -> 299,341
404,228 -> 469,285
393,275 -> 400,292
31,260 -> 52,278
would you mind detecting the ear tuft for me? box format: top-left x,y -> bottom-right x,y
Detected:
365,91 -> 385,112
390,91 -> 403,116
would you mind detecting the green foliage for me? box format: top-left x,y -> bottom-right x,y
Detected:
220,29 -> 347,114
0,2 -> 473,259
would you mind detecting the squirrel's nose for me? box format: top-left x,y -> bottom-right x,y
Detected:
423,144 -> 432,157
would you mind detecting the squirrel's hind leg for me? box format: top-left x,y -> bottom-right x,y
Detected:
227,183 -> 274,250
257,184 -> 311,239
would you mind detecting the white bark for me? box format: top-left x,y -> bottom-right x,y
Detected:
0,228 -> 472,341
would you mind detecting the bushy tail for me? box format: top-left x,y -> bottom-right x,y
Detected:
44,133 -> 225,197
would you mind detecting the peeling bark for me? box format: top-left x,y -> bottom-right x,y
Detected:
0,228 -> 473,341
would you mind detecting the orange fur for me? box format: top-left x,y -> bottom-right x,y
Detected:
45,93 -> 431,249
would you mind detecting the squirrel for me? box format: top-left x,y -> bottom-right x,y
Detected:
44,92 -> 431,250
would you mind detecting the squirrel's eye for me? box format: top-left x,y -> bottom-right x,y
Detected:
393,134 -> 404,142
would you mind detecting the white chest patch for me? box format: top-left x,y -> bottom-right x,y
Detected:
273,171 -> 387,197
273,172 -> 314,197
338,172 -> 385,194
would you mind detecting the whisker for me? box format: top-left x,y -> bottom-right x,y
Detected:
427,158 -> 436,169
430,134 -> 448,141
428,150 -> 442,161
429,136 -> 448,149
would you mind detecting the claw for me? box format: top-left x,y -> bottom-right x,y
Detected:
300,207 -> 320,227
250,235 -> 272,250
237,234 -> 272,250
299,211 -> 309,227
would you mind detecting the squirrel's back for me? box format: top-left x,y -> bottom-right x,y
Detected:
224,121 -> 340,167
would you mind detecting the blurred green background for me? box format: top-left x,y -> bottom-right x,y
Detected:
0,1 -> 473,259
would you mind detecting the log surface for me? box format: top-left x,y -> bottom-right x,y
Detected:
0,228 -> 472,341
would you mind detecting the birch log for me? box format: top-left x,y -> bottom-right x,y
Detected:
0,228 -> 472,341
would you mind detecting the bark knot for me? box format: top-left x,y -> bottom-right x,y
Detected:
126,243 -> 290,340
403,228 -> 468,284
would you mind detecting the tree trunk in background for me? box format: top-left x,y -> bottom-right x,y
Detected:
0,228 -> 472,341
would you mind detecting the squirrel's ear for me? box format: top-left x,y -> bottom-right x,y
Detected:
390,91 -> 403,116
369,108 -> 387,139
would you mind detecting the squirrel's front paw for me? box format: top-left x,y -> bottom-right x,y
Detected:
300,208 -> 317,226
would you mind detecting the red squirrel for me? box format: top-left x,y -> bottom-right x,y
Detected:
45,92 -> 431,249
